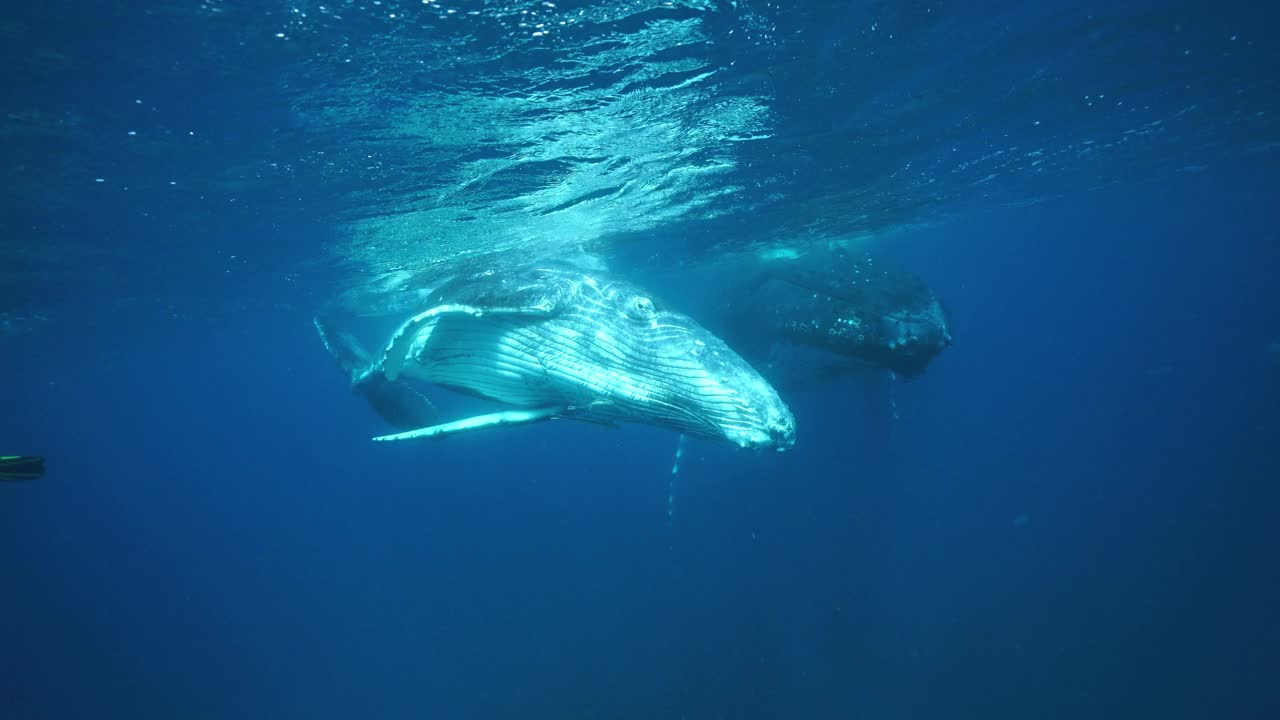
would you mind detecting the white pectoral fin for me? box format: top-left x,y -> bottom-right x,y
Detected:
371,406 -> 567,442
379,302 -> 557,381
380,308 -> 442,382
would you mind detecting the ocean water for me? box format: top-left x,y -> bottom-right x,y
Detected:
2,1 -> 1278,718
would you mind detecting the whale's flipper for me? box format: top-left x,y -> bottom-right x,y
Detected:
315,316 -> 440,431
372,406 -> 566,442
379,302 -> 558,382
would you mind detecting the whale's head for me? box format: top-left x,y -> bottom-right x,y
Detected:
871,296 -> 952,377
740,250 -> 952,378
553,273 -> 796,451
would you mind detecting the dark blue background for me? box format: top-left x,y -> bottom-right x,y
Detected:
4,0 -> 1280,716
4,158 -> 1277,718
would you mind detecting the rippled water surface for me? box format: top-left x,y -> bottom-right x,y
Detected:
3,0 -> 1276,318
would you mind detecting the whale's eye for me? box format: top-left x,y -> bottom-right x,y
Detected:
629,296 -> 656,319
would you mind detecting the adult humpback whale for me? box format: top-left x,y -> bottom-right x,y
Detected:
318,264 -> 796,450
624,246 -> 951,385
726,247 -> 952,379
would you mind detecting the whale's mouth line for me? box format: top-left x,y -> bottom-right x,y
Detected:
366,400 -> 753,446
426,362 -> 740,442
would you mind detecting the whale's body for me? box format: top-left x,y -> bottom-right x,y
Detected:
732,249 -> 952,379
632,248 -> 953,382
322,265 -> 796,450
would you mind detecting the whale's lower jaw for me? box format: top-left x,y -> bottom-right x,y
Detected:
402,314 -> 742,441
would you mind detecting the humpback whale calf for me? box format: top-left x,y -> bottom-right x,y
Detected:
318,265 -> 796,450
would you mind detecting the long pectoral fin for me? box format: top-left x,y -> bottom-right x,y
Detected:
379,302 -> 557,381
371,406 -> 566,442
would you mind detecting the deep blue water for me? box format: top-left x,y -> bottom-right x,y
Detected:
3,1 -> 1279,718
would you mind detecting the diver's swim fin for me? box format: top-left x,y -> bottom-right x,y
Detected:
0,455 -> 45,481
